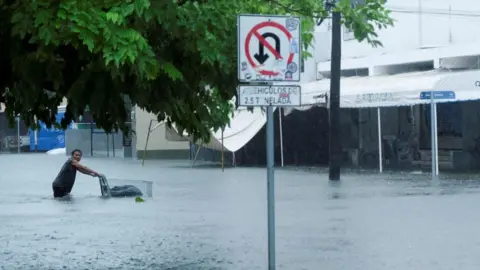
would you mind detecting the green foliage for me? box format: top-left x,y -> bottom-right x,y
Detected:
0,0 -> 393,142
337,0 -> 394,47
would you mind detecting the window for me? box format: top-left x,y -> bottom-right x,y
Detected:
343,0 -> 365,41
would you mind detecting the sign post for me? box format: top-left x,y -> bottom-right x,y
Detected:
419,90 -> 456,180
238,14 -> 301,270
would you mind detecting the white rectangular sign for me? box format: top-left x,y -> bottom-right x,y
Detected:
237,14 -> 301,82
238,85 -> 301,107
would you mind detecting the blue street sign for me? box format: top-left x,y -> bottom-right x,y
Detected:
419,90 -> 456,100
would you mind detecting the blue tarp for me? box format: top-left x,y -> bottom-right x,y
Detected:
29,112 -> 74,151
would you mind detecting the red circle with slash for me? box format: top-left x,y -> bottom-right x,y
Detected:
244,21 -> 295,76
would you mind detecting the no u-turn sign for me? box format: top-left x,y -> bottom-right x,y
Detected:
237,14 -> 301,83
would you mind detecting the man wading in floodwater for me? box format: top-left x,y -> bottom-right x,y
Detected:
52,149 -> 102,198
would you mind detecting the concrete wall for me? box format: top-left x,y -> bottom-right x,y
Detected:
134,107 -> 190,160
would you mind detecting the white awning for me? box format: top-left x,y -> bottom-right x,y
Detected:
171,107 -> 271,152
301,69 -> 480,108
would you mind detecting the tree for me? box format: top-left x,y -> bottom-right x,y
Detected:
0,0 -> 392,142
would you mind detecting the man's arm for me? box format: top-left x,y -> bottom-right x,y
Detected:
72,160 -> 100,177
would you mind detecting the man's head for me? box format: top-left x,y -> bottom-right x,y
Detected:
71,149 -> 83,161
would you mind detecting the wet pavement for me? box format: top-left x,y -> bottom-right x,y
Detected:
2,154 -> 480,269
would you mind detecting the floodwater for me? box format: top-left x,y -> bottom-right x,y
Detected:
2,154 -> 480,269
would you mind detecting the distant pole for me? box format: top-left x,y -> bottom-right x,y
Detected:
34,116 -> 38,152
106,133 -> 110,157
90,120 -> 94,156
221,129 -> 224,172
279,108 -> 284,167
377,108 -> 383,172
430,92 -> 437,180
16,116 -> 20,154
112,133 -> 115,157
142,119 -> 153,166
329,3 -> 342,180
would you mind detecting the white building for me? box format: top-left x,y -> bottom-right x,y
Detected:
315,0 -> 480,73
311,0 -> 480,170
134,108 -> 191,160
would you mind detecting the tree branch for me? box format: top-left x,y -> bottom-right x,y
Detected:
267,0 -> 328,16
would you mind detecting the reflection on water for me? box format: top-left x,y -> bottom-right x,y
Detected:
2,154 -> 480,269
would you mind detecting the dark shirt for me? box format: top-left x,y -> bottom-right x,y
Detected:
52,159 -> 77,193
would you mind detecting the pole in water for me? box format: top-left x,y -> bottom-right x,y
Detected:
90,121 -> 94,156
266,105 -> 276,270
433,103 -> 439,175
16,116 -> 20,154
221,129 -> 224,172
430,91 -> 436,180
142,119 -> 153,166
377,107 -> 383,172
112,134 -> 115,157
328,7 -> 342,181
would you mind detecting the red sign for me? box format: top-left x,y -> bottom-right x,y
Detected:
244,21 -> 295,76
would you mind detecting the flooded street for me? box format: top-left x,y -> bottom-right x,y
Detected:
2,154 -> 480,269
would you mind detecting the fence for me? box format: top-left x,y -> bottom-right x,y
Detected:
66,123 -> 124,157
0,113 -> 131,157
0,114 -> 30,154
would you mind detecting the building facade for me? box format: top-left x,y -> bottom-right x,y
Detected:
134,108 -> 190,160
313,0 -> 480,171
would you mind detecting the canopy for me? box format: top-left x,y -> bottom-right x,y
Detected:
172,107 -> 272,153
300,69 -> 480,108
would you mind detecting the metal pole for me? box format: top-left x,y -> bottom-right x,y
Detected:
430,92 -> 436,180
433,102 -> 439,175
34,129 -> 38,151
189,142 -> 193,160
279,108 -> 284,167
221,129 -> 224,172
90,121 -> 93,156
266,105 -> 276,270
329,6 -> 342,181
112,133 -> 115,157
142,119 -> 153,166
16,116 -> 20,153
131,106 -> 137,160
191,144 -> 202,168
377,107 -> 383,172
34,116 -> 38,152
106,133 -> 110,157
